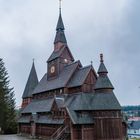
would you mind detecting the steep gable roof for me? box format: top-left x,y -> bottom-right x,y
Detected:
47,46 -> 74,62
33,61 -> 79,94
22,62 -> 38,98
67,65 -> 93,87
47,45 -> 65,62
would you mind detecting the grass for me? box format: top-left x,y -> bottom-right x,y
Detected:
129,138 -> 140,140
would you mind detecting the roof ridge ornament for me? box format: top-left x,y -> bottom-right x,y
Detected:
98,53 -> 108,74
59,0 -> 62,14
100,53 -> 104,63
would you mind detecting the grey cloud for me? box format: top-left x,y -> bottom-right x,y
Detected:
0,0 -> 139,106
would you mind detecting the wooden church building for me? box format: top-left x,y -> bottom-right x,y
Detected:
18,5 -> 127,140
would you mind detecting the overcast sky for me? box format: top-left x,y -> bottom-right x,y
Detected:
0,0 -> 140,107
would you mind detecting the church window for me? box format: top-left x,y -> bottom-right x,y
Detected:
64,59 -> 68,63
60,89 -> 63,94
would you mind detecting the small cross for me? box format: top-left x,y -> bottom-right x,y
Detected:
59,0 -> 62,12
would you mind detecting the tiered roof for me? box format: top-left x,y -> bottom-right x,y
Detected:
95,54 -> 114,90
20,7 -> 122,126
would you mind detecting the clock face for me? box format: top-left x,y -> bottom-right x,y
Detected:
50,66 -> 55,73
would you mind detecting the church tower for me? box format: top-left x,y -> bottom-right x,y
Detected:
21,61 -> 38,108
47,7 -> 74,80
94,54 -> 125,139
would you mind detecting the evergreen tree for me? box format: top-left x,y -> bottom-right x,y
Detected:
0,58 -> 17,134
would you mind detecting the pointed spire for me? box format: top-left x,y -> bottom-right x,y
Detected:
95,54 -> 114,91
56,0 -> 64,31
56,13 -> 65,31
54,0 -> 67,44
98,54 -> 108,74
59,0 -> 62,14
22,61 -> 39,98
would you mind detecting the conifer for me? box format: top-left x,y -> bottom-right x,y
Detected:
0,58 -> 17,134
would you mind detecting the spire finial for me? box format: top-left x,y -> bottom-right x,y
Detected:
100,54 -> 104,63
33,58 -> 35,63
59,0 -> 62,14
91,60 -> 93,66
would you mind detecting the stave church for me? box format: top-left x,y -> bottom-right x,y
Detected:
18,3 -> 127,140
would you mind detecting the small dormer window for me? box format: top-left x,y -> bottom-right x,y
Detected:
60,89 -> 63,94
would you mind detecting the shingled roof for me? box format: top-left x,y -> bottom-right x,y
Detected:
56,12 -> 65,31
21,98 -> 54,113
94,75 -> 114,90
95,54 -> 114,90
33,61 -> 79,94
22,62 -> 38,98
18,116 -> 31,123
65,92 -> 121,124
67,65 -> 92,87
54,12 -> 67,44
37,116 -> 64,124
47,45 -> 65,62
66,108 -> 94,124
47,46 -> 74,62
90,92 -> 121,110
98,61 -> 108,74
54,30 -> 67,44
65,92 -> 121,111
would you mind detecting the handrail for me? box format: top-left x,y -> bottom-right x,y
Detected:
51,125 -> 64,139
55,125 -> 69,140
51,126 -> 68,140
